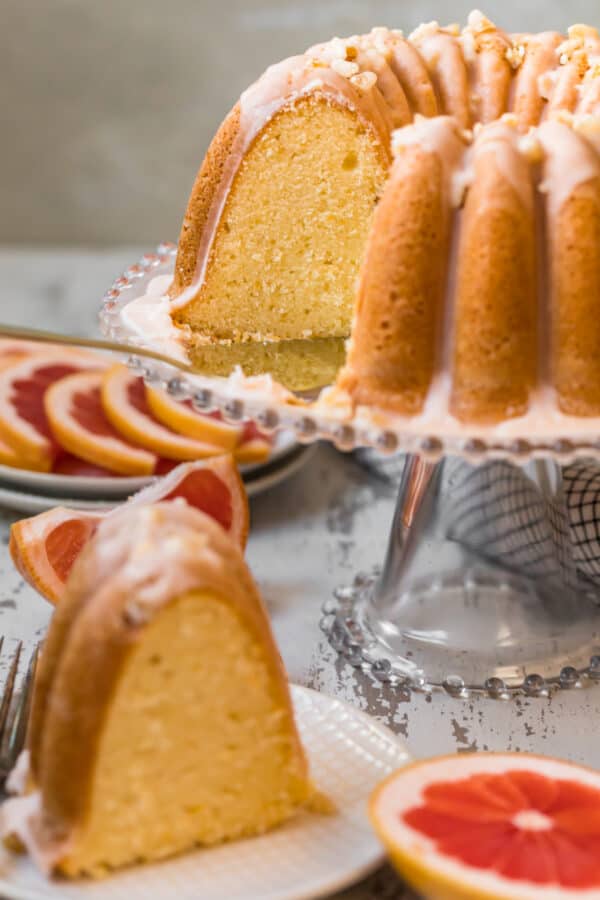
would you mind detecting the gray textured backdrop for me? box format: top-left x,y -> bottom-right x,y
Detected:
4,0 -> 600,246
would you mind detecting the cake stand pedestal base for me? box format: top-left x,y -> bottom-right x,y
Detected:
322,454 -> 600,699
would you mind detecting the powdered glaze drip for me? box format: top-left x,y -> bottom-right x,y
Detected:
391,115 -> 471,209
509,32 -> 562,128
473,116 -> 536,212
461,11 -> 513,124
537,118 -> 600,222
410,23 -> 472,128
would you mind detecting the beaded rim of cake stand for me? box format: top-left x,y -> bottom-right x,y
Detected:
99,244 -> 600,465
319,568 -> 600,700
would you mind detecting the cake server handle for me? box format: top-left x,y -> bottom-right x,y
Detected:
0,323 -> 196,373
0,324 -> 323,402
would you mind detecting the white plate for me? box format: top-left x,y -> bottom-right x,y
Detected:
0,431 -> 300,499
0,446 -> 316,515
0,685 -> 410,900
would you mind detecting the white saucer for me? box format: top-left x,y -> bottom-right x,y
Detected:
0,445 -> 316,515
0,430 -> 299,500
0,685 -> 410,900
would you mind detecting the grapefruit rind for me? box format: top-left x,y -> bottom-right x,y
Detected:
145,385 -> 241,450
370,753 -> 600,900
11,456 -> 249,605
101,365 -> 225,460
234,438 -> 272,465
0,433 -> 31,470
10,507 -> 101,605
0,350 -> 107,470
44,371 -> 157,476
128,455 -> 249,549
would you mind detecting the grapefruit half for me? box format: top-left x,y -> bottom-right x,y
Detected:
10,455 -> 249,604
370,752 -> 600,900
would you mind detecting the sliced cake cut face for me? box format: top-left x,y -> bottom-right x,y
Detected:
3,503 -> 311,877
174,96 -> 386,340
171,85 -> 390,345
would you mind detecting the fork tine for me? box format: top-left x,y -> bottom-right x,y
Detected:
0,641 -> 22,746
8,644 -> 39,766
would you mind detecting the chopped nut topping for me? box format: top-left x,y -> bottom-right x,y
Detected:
328,37 -> 347,59
350,71 -> 377,91
466,10 -> 496,35
538,70 -> 558,101
505,43 -> 525,70
330,58 -> 360,78
518,131 -> 544,163
409,21 -> 440,43
568,24 -> 599,42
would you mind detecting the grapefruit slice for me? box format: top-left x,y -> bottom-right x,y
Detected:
370,752 -> 600,900
10,507 -> 99,604
0,338 -> 39,366
101,364 -> 226,460
10,455 -> 248,604
128,455 -> 249,548
0,431 -> 32,470
44,371 -> 157,476
235,421 -> 273,464
0,351 -> 104,471
145,385 -> 242,450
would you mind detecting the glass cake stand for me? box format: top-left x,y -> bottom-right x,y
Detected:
99,245 -> 600,700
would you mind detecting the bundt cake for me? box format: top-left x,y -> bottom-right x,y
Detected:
2,503 -> 311,877
164,11 -> 600,422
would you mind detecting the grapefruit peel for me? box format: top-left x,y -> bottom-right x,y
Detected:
370,752 -> 600,900
101,364 -> 226,460
0,351 -> 105,471
44,371 -> 156,476
10,507 -> 99,605
145,385 -> 242,450
10,455 -> 249,605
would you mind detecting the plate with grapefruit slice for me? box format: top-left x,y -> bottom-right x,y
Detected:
371,751 -> 600,900
0,344 -> 303,500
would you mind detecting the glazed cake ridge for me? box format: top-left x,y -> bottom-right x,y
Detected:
165,9 -> 600,421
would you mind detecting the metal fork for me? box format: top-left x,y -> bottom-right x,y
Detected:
0,639 -> 39,788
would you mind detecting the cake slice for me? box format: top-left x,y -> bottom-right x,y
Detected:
2,502 -> 312,877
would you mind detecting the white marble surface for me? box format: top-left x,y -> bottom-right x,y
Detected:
1,248 -> 600,898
